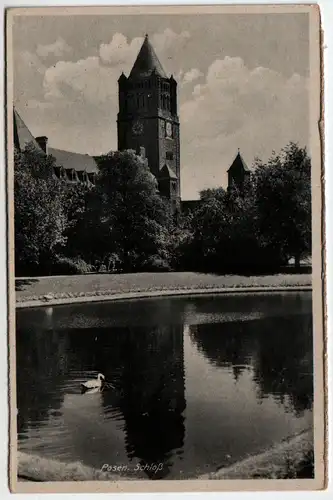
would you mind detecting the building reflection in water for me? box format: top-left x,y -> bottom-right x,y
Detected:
16,293 -> 312,479
189,310 -> 313,416
59,307 -> 186,479
100,324 -> 186,479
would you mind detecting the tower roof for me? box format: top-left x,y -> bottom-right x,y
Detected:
227,150 -> 251,173
160,163 -> 177,179
129,34 -> 167,79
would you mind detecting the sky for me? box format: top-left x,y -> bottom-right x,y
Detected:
12,12 -> 310,200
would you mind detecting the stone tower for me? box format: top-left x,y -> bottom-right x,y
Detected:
117,35 -> 180,213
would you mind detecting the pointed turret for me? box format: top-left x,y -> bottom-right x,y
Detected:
227,150 -> 252,190
129,34 -> 167,79
227,150 -> 251,173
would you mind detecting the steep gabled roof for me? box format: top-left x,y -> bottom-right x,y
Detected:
160,163 -> 177,179
129,34 -> 167,79
13,107 -> 43,152
227,151 -> 252,173
48,147 -> 98,173
13,107 -> 98,174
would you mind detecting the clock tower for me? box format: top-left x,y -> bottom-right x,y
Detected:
117,34 -> 180,212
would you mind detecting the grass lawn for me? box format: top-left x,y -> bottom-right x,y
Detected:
15,271 -> 312,303
202,430 -> 313,480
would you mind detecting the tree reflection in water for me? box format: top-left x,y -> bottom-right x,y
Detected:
16,293 -> 312,479
16,308 -> 71,439
64,322 -> 186,479
190,311 -> 313,416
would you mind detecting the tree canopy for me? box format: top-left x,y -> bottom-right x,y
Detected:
92,150 -> 174,271
254,142 -> 311,266
14,141 -> 311,276
14,143 -> 68,275
185,142 -> 311,272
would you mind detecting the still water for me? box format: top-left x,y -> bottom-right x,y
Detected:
16,292 -> 313,479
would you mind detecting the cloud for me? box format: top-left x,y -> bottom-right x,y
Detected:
22,29 -> 193,154
150,28 -> 190,53
42,29 -> 192,107
181,68 -> 203,85
15,35 -> 308,200
36,37 -> 72,58
179,56 -> 309,198
43,56 -> 116,103
99,33 -> 142,67
99,29 -> 190,74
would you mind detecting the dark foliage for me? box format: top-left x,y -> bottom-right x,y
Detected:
14,142 -> 311,276
180,142 -> 311,273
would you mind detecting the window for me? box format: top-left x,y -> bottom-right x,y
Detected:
166,151 -> 173,161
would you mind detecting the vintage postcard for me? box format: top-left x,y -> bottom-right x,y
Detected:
6,4 -> 325,494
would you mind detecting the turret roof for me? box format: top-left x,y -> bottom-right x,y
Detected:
227,150 -> 252,173
160,163 -> 177,179
129,34 -> 167,79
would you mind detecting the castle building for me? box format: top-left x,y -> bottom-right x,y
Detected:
117,34 -> 181,213
13,107 -> 98,185
14,35 -> 251,213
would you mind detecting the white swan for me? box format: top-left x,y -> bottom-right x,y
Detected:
80,373 -> 105,392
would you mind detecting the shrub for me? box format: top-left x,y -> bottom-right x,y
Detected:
52,256 -> 93,275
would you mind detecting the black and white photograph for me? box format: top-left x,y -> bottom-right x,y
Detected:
6,4 -> 325,493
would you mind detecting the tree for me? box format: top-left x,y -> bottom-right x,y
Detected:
95,150 -> 173,271
254,142 -> 311,267
182,182 -> 260,272
14,143 -> 68,275
64,186 -> 118,269
61,181 -> 101,264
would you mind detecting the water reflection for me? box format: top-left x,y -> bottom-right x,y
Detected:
16,323 -> 70,440
102,325 -> 185,479
17,315 -> 186,477
16,293 -> 313,479
190,311 -> 313,416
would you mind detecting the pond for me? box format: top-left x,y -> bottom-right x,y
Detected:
16,292 -> 313,480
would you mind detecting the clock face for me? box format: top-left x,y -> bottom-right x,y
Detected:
132,120 -> 144,136
166,121 -> 172,138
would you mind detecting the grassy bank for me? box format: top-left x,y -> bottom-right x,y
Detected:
16,430 -> 313,483
15,272 -> 312,305
200,430 -> 314,480
17,451 -> 140,482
